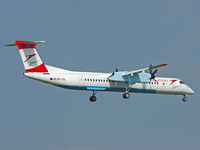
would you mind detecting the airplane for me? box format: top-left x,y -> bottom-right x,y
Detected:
5,40 -> 194,102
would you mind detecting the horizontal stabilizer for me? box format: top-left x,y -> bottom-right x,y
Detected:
5,41 -> 46,47
5,43 -> 17,46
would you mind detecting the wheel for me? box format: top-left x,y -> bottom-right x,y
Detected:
123,92 -> 130,99
182,97 -> 187,102
90,95 -> 97,102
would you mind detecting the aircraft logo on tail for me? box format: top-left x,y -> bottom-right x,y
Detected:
24,54 -> 36,62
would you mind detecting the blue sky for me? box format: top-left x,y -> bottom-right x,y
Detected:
0,0 -> 200,150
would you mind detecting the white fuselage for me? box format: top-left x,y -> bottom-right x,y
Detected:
23,65 -> 194,96
6,40 -> 194,101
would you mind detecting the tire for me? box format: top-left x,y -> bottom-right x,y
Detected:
90,96 -> 97,102
123,93 -> 130,99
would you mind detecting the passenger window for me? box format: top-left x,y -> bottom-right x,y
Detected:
98,79 -> 100,82
90,79 -> 92,81
180,81 -> 184,84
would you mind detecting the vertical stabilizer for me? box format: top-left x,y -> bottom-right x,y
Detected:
6,41 -> 48,73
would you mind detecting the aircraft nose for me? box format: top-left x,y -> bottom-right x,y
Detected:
186,85 -> 194,95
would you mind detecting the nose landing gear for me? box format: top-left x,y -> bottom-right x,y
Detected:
90,91 -> 97,102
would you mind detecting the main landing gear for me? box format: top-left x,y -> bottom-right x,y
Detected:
123,92 -> 130,99
122,86 -> 131,99
182,95 -> 188,102
90,91 -> 97,102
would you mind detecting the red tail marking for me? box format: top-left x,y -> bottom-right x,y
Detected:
16,41 -> 37,49
25,63 -> 48,73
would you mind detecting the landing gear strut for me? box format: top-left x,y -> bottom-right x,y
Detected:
123,92 -> 130,99
90,91 -> 97,102
182,95 -> 187,102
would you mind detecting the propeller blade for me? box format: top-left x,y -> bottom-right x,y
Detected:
151,74 -> 155,79
150,64 -> 152,74
152,69 -> 158,75
115,67 -> 119,72
153,78 -> 159,84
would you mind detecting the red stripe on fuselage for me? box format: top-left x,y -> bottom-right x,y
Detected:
16,41 -> 37,49
25,63 -> 48,73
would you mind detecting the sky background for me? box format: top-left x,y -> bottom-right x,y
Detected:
0,0 -> 200,150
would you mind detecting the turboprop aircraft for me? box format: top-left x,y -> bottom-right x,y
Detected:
5,40 -> 194,102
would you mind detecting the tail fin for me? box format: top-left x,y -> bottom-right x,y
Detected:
6,40 -> 48,73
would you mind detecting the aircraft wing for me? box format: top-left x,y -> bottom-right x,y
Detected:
108,64 -> 168,84
123,64 -> 168,76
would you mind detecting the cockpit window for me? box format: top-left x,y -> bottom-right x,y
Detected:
180,81 -> 184,84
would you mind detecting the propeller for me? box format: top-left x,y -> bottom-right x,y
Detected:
149,64 -> 158,83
